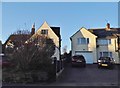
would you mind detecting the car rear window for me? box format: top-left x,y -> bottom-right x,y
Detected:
99,57 -> 111,60
73,55 -> 85,60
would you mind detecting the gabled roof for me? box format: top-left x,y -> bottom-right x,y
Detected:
70,27 -> 86,39
70,27 -> 97,40
88,28 -> 120,38
33,21 -> 61,39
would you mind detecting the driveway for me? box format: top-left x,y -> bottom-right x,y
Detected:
53,63 -> 119,86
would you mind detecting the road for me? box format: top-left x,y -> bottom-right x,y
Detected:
53,63 -> 119,86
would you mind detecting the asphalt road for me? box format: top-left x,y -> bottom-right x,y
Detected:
53,63 -> 119,86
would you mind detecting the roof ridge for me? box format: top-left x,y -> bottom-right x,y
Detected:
89,27 -> 120,30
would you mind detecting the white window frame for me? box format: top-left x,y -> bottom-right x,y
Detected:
77,38 -> 89,45
97,39 -> 111,45
41,29 -> 48,35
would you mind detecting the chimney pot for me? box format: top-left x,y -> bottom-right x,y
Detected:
106,23 -> 110,31
31,23 -> 35,35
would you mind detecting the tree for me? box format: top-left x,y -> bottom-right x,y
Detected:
4,30 -> 31,54
11,35 -> 55,72
13,29 -> 30,35
4,30 -> 56,82
62,45 -> 67,54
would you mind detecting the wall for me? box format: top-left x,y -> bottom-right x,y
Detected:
71,28 -> 97,63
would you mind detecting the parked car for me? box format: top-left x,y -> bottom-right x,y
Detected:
97,57 -> 115,69
71,55 -> 86,67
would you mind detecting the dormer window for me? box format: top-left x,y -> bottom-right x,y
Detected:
41,30 -> 48,35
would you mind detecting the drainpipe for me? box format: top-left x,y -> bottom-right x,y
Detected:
114,34 -> 120,64
116,34 -> 120,64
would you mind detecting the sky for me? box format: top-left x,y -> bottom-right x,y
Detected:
1,2 -> 119,53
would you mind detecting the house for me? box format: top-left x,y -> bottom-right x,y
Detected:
3,21 -> 61,61
70,23 -> 120,64
70,27 -> 97,64
29,21 -> 61,60
28,21 -> 62,75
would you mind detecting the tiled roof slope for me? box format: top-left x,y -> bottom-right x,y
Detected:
4,34 -> 31,47
88,28 -> 120,38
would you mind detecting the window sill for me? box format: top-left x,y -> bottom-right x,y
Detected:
97,44 -> 112,46
77,44 -> 89,45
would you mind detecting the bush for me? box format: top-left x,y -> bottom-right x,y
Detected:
3,35 -> 56,83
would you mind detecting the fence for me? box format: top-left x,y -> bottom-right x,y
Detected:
53,57 -> 64,78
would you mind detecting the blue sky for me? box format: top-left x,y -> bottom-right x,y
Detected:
1,2 -> 118,53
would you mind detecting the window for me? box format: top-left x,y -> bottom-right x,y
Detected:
41,30 -> 48,35
99,52 -> 112,57
80,38 -> 86,44
77,38 -> 89,44
103,52 -> 109,57
97,39 -> 111,45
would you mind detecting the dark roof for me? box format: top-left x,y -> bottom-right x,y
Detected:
4,34 -> 31,46
50,27 -> 61,38
88,28 -> 120,38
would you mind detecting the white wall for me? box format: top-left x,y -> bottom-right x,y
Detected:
71,27 -> 97,63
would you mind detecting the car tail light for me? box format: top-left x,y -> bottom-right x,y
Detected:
113,59 -> 115,62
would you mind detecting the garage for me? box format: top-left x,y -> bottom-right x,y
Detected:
75,51 -> 93,64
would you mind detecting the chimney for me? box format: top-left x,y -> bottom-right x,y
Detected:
106,23 -> 110,31
31,23 -> 35,35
